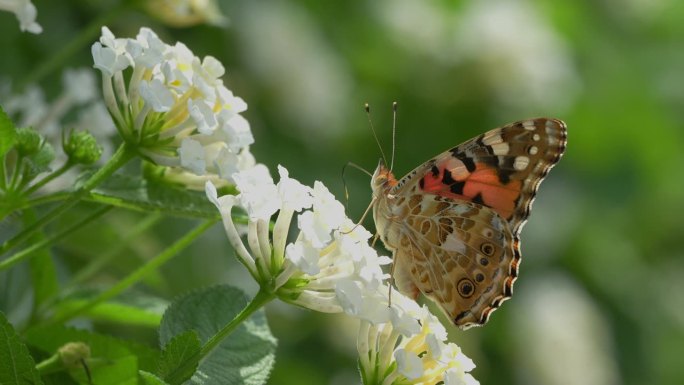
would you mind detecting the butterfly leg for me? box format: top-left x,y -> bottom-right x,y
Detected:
342,197 -> 377,235
388,255 -> 397,306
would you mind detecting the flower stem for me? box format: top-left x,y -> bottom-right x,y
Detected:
19,192 -> 70,210
47,218 -> 216,325
24,161 -> 73,196
165,288 -> 276,385
0,205 -> 113,271
0,155 -> 7,191
35,353 -> 61,375
0,143 -> 135,260
199,288 -> 275,357
7,155 -> 23,192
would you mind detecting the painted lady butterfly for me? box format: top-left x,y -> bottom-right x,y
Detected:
371,117 -> 567,329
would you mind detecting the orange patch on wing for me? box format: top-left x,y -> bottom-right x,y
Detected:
422,170 -> 449,192
463,164 -> 520,219
420,162 -> 521,219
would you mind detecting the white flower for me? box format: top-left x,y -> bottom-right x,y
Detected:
311,181 -> 347,233
205,162 -> 479,385
395,348 -> 423,380
139,78 -> 175,112
277,165 -> 313,212
207,164 -> 390,315
188,98 -> 218,134
0,0 -> 42,33
178,138 -> 206,174
335,280 -> 391,324
91,26 -> 255,185
91,27 -> 132,77
357,289 -> 479,385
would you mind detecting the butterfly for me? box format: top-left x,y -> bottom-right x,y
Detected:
371,117 -> 567,329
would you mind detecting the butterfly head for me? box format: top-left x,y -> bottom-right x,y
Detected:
371,159 -> 398,195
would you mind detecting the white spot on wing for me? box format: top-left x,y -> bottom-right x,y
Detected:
482,132 -> 503,145
442,234 -> 467,253
491,215 -> 504,231
523,121 -> 536,131
452,204 -> 472,215
514,156 -> 529,170
491,142 -> 510,155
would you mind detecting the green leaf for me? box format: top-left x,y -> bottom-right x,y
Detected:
157,331 -> 201,383
52,299 -> 164,328
140,370 -> 169,385
25,325 -> 159,384
159,285 -> 277,385
0,311 -> 44,385
0,105 -> 17,158
86,173 -> 220,219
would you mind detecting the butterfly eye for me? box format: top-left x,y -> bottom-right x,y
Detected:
457,278 -> 475,298
480,242 -> 495,256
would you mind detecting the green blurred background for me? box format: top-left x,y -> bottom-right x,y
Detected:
2,0 -> 684,384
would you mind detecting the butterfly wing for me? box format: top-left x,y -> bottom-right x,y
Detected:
394,118 -> 567,235
380,118 -> 566,328
389,194 -> 517,329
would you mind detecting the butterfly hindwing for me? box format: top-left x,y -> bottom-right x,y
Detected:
391,194 -> 517,329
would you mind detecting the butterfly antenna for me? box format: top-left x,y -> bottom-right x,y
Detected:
342,161 -> 373,210
390,101 -> 397,172
366,103 -> 388,167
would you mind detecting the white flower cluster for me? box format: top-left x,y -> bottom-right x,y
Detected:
206,165 -> 389,313
91,27 -> 254,185
207,164 -> 479,385
358,289 -> 479,385
0,0 -> 42,34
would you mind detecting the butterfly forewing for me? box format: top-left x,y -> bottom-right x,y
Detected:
373,117 -> 566,329
395,118 -> 566,235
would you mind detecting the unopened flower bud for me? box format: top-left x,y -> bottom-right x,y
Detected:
64,130 -> 102,165
58,342 -> 91,369
15,127 -> 42,156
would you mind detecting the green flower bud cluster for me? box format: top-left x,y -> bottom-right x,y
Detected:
15,127 -> 42,156
64,130 -> 103,165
